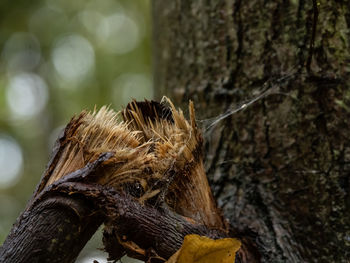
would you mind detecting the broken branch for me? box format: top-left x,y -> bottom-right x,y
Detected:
0,98 -> 251,263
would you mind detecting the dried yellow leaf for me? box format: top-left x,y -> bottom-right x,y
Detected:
167,234 -> 241,263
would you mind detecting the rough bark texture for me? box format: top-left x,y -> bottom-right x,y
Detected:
45,181 -> 229,262
0,196 -> 103,263
152,1 -> 350,262
0,136 -> 109,263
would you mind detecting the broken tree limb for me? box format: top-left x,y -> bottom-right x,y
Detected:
0,193 -> 103,263
0,161 -> 228,263
44,181 -> 228,261
0,99 -> 258,263
0,155 -> 110,263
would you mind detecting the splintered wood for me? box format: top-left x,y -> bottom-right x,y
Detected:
38,97 -> 223,229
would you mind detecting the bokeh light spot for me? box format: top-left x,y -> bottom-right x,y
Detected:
77,254 -> 142,263
77,255 -> 107,263
97,13 -> 140,54
6,73 -> 49,119
52,34 -> 95,83
112,74 -> 153,105
2,32 -> 41,72
29,6 -> 68,42
0,135 -> 23,188
78,10 -> 105,37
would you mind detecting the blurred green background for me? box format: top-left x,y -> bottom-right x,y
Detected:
0,0 -> 152,262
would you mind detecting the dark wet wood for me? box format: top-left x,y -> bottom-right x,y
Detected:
0,195 -> 103,263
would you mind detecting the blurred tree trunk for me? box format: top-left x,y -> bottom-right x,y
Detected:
152,1 -> 350,262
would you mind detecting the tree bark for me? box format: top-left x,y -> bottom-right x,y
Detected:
152,1 -> 350,262
0,196 -> 103,263
0,131 -> 108,263
0,153 -> 228,263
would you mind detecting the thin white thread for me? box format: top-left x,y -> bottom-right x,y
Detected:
204,88 -> 273,131
197,71 -> 299,133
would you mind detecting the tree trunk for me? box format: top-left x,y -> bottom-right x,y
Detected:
152,1 -> 350,262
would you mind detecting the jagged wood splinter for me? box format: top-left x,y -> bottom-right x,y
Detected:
0,98 -> 253,263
